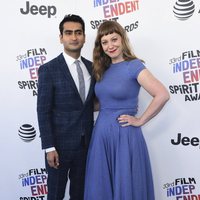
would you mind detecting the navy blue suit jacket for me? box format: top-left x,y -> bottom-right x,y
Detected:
37,53 -> 95,151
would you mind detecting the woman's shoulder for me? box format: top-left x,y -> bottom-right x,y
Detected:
127,58 -> 146,78
128,58 -> 144,65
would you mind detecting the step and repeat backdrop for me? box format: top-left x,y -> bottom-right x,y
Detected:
1,0 -> 200,199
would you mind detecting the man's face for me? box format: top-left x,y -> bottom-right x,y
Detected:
60,22 -> 85,54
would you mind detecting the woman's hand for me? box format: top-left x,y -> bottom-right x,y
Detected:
118,114 -> 143,127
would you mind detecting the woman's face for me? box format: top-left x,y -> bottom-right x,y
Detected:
101,32 -> 124,63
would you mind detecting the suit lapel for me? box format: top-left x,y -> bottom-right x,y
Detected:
81,57 -> 95,104
56,54 -> 94,105
57,54 -> 80,96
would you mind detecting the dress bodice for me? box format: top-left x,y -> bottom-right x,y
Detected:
95,59 -> 145,112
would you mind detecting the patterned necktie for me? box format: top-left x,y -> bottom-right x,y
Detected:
75,60 -> 85,102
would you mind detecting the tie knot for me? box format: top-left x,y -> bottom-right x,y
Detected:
75,60 -> 80,65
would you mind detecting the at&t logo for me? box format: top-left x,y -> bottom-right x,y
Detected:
173,0 -> 195,20
18,124 -> 36,142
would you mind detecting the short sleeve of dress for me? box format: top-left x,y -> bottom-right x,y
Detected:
127,59 -> 146,79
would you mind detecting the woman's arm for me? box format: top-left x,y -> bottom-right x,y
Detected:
118,69 -> 170,127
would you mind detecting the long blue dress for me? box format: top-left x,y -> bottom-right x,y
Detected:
84,59 -> 155,200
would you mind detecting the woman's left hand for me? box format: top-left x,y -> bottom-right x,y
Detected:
118,114 -> 143,127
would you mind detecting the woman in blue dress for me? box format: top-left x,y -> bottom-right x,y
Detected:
84,21 -> 170,200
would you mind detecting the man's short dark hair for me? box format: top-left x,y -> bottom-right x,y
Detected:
59,14 -> 85,35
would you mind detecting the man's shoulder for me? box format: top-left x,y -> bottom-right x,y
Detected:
39,53 -> 64,70
43,53 -> 63,66
81,56 -> 92,65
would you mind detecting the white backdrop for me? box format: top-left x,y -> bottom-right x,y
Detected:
1,0 -> 200,199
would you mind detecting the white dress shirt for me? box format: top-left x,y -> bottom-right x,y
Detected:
62,52 -> 91,97
45,52 -> 91,153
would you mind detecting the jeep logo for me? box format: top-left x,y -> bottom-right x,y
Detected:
171,133 -> 200,147
20,1 -> 56,18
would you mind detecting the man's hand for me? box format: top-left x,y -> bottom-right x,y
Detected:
46,150 -> 59,169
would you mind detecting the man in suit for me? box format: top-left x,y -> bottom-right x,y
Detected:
37,14 -> 95,200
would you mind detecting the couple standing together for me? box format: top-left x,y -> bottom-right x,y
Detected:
37,14 -> 170,200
